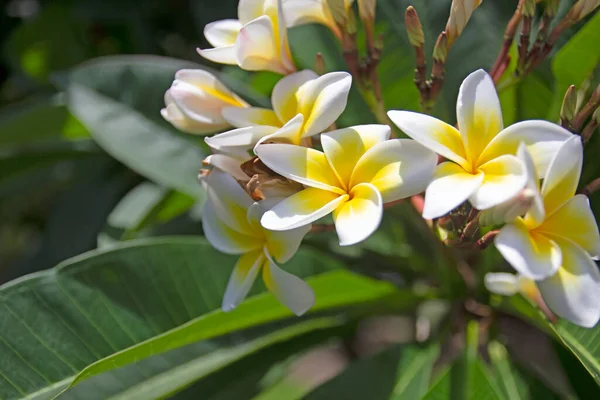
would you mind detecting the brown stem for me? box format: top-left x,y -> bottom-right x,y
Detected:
342,32 -> 360,80
460,212 -> 480,242
580,177 -> 600,197
581,119 -> 598,145
384,198 -> 404,209
516,16 -> 532,75
413,45 -> 428,104
310,224 -> 336,233
490,0 -> 525,83
476,230 -> 499,250
428,32 -> 447,109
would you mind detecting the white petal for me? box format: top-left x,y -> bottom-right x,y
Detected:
261,187 -> 348,230
387,110 -> 470,170
235,15 -> 287,74
255,143 -> 345,193
204,169 -> 256,234
540,135 -> 583,216
333,183 -> 383,246
203,153 -> 249,181
202,200 -> 262,254
495,220 -> 562,280
422,162 -> 483,219
162,92 -> 222,134
255,113 -> 304,148
271,70 -> 319,123
469,155 -> 527,210
238,0 -> 266,24
174,69 -> 247,107
262,251 -> 315,316
456,69 -> 503,159
222,250 -> 264,312
350,138 -> 438,203
203,19 -> 242,47
297,71 -> 352,136
247,198 -> 311,263
282,0 -> 332,27
484,273 -> 520,296
222,106 -> 281,128
478,120 -> 573,175
537,238 -> 600,328
168,82 -> 226,126
275,0 -> 296,72
538,195 -> 600,259
197,45 -> 238,65
320,124 -> 390,189
205,126 -> 279,152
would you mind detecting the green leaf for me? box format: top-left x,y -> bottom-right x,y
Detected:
488,341 -> 525,400
304,345 -> 403,400
106,317 -> 344,400
0,237 -> 360,399
547,11 -> 600,120
421,360 -> 503,400
390,344 -> 440,400
65,55 -> 208,198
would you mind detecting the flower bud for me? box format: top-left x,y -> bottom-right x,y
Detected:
545,0 -> 559,18
560,85 -> 578,124
569,0 -> 600,23
433,32 -> 448,63
327,0 -> 350,26
162,69 -> 248,135
523,0 -> 536,18
405,6 -> 425,47
358,0 -> 376,23
445,0 -> 483,46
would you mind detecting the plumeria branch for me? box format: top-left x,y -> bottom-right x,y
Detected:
489,0 -> 524,83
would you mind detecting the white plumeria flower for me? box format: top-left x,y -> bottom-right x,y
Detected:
202,169 -> 313,315
255,125 -> 438,246
162,69 -> 248,135
484,272 -> 536,297
198,0 -> 295,75
205,70 -> 351,153
494,136 -> 600,327
388,69 -> 573,219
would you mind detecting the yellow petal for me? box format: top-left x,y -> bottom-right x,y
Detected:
222,249 -> 264,311
222,106 -> 281,128
202,200 -> 263,254
271,70 -> 319,123
332,183 -> 383,246
469,155 -> 526,210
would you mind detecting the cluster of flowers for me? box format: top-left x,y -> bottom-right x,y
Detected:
161,0 -> 600,327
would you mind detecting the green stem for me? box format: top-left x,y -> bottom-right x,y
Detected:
450,320 -> 479,400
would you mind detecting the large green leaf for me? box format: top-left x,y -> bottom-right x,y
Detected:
0,237 -> 402,399
390,344 -> 440,400
65,56 -> 208,198
420,361 -> 504,400
547,12 -> 600,120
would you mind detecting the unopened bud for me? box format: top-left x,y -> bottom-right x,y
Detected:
358,0 -> 376,22
561,85 -> 578,123
345,6 -> 358,34
445,0 -> 483,45
433,32 -> 448,63
545,0 -> 559,18
569,0 -> 600,23
314,53 -> 326,75
592,84 -> 600,103
594,107 -> 600,124
327,0 -> 349,26
405,6 -> 425,47
523,0 -> 537,18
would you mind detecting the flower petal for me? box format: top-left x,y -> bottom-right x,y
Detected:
321,124 -> 391,190
333,183 -> 383,246
262,251 -> 315,316
162,92 -> 222,134
205,126 -> 279,153
222,250 -> 264,312
197,45 -> 238,65
202,200 -> 262,254
235,15 -> 287,74
203,19 -> 242,47
350,139 -> 438,203
261,187 -> 348,230
203,153 -> 249,181
484,272 -> 520,296
538,195 -> 600,258
246,198 -> 311,263
238,0 -> 266,25
282,0 -> 333,28
469,154 -> 527,210
478,120 -> 573,175
456,69 -> 503,160
255,143 -> 345,193
422,162 -> 483,219
296,71 -> 352,136
387,110 -> 470,170
271,70 -> 319,123
495,219 -> 562,280
537,238 -> 600,328
540,135 -> 583,216
222,106 -> 281,128
255,114 -> 304,147
174,69 -> 248,107
204,169 -> 256,234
